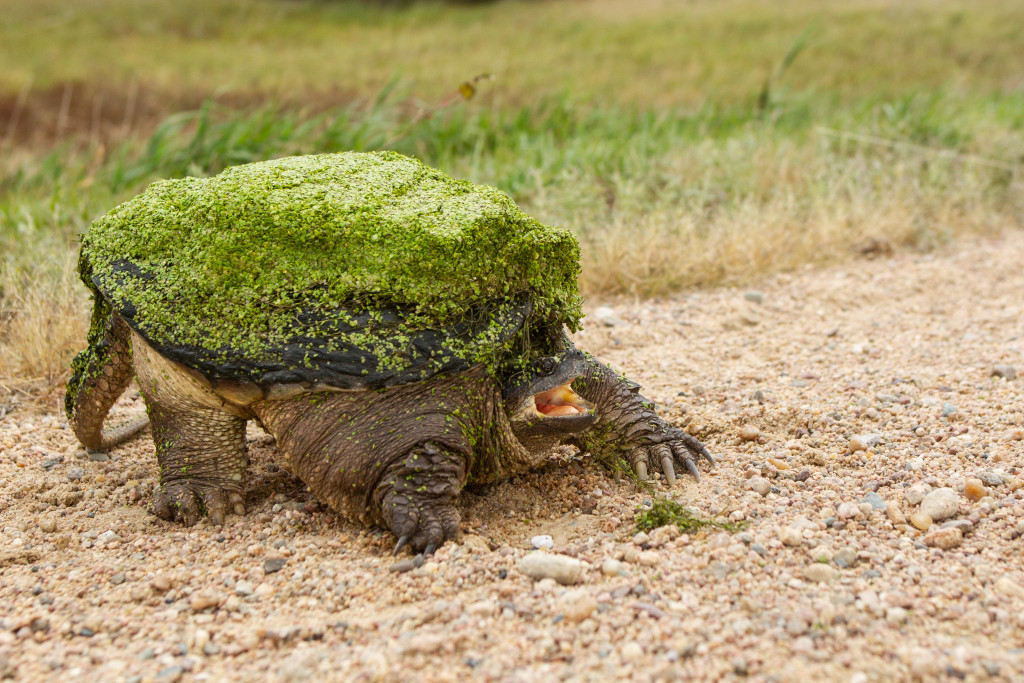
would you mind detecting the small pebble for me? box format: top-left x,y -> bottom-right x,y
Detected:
263,557 -> 287,574
746,476 -> 771,496
389,559 -> 415,574
963,478 -> 989,502
466,600 -> 495,617
910,512 -> 933,531
803,564 -> 838,582
743,291 -> 764,304
848,434 -> 881,452
778,527 -> 802,546
924,527 -> 962,549
531,534 -> 554,550
886,501 -> 906,524
518,552 -> 582,585
994,577 -> 1024,599
561,591 -> 597,622
190,591 -> 221,612
991,364 -> 1017,380
860,492 -> 886,511
37,517 -> 57,533
837,502 -> 861,520
739,425 -> 760,442
833,548 -> 857,568
621,642 -> 644,661
601,558 -> 625,576
920,488 -> 959,521
942,402 -> 958,417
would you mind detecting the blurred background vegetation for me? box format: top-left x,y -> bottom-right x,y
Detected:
1,0 -> 1022,395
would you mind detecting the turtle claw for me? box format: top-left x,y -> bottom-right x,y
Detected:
685,458 -> 700,481
635,461 -> 648,481
150,481 -> 240,526
394,536 -> 411,556
661,456 -> 676,486
424,544 -> 437,557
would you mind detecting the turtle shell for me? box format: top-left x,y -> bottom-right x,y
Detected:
80,152 -> 582,389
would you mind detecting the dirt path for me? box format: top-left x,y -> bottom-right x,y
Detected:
1,232 -> 1023,682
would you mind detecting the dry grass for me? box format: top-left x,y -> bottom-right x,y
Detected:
536,136 -> 1023,296
0,255 -> 87,411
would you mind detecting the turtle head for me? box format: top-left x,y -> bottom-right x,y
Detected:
502,347 -> 596,452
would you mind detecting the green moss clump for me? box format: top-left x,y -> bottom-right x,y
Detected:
635,497 -> 745,535
81,152 -> 582,380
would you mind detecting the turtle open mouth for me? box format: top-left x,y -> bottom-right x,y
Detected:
533,384 -> 591,417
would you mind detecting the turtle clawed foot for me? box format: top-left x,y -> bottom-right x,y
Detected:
629,430 -> 713,487
150,482 -> 244,526
385,498 -> 461,556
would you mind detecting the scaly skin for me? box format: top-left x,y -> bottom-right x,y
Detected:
68,317 -> 713,552
65,314 -> 149,450
132,330 -> 249,526
252,367 -> 537,550
571,354 -> 714,485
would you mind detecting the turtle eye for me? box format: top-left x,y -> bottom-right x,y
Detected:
538,357 -> 557,375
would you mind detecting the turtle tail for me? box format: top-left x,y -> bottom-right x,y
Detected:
65,290 -> 149,450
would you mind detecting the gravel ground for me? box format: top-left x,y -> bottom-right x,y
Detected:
2,232 -> 1023,682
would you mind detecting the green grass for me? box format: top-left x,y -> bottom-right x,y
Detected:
1,0 -> 1023,399
3,0 -> 1024,106
635,497 -> 745,535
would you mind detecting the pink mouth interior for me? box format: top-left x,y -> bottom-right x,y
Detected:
534,385 -> 585,417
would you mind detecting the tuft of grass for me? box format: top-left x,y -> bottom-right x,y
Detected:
635,497 -> 746,535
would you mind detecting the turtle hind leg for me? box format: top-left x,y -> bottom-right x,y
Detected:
147,400 -> 248,526
133,335 -> 249,526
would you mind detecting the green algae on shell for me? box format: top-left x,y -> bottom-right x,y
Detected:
79,151 -> 582,386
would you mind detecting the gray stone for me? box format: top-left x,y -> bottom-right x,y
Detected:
940,519 -> 973,533
833,548 -> 857,568
518,552 -> 582,585
743,291 -> 764,304
942,403 -> 958,417
920,487 -> 959,522
860,492 -> 886,511
976,470 -> 1005,487
263,557 -> 287,574
389,558 -> 415,574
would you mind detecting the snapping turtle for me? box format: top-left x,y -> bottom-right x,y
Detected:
66,152 -> 712,553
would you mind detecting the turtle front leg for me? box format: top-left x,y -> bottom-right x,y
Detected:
373,441 -> 466,556
571,355 -> 713,484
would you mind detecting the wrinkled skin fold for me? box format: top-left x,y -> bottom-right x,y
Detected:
67,316 -> 713,554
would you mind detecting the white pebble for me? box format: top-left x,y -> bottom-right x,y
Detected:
518,552 -> 582,585
530,534 -> 554,549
